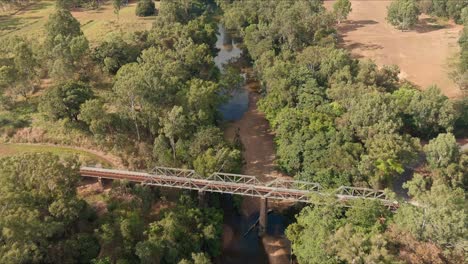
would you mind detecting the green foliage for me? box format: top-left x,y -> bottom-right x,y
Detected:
286,200 -> 393,264
333,0 -> 352,23
136,0 -> 156,17
193,147 -> 242,176
218,1 -> 466,262
418,0 -> 468,24
0,37 -> 40,98
387,0 -> 420,30
45,8 -> 90,81
80,99 -> 119,141
135,196 -> 222,263
395,182 -> 466,249
46,8 -> 82,43
403,86 -> 456,138
95,181 -> 157,262
422,133 -> 467,188
455,8 -> 468,93
55,0 -> 72,9
359,133 -> 419,188
220,0 -> 429,189
0,153 -> 98,263
158,0 -> 209,24
113,0 -> 123,19
92,35 -> 140,74
178,253 -> 212,264
40,81 -> 94,122
424,133 -> 460,169
221,0 -> 337,54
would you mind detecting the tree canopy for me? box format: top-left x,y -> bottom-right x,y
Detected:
0,153 -> 99,263
387,0 -> 420,30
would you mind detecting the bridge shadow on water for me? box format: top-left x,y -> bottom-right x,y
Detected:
218,194 -> 269,264
217,194 -> 300,264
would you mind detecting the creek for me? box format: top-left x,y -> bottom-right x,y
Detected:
214,24 -> 291,264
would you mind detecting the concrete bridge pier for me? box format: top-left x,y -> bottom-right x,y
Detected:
259,197 -> 268,236
198,190 -> 207,208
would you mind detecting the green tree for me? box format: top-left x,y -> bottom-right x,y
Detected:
136,0 -> 156,17
162,106 -> 188,161
341,92 -> 402,139
0,153 -> 97,263
56,0 -> 73,10
136,196 -> 222,263
358,133 -> 419,188
424,133 -> 460,169
333,0 -> 352,24
179,253 -> 212,264
92,34 -> 139,74
286,200 -> 393,264
45,8 -> 89,80
326,224 -> 397,264
406,86 -> 456,138
193,147 -> 241,176
387,0 -> 420,30
80,99 -> 116,141
45,8 -> 82,44
395,181 -> 466,250
113,0 -> 123,20
95,181 -> 156,263
40,81 -> 94,121
0,37 -> 39,98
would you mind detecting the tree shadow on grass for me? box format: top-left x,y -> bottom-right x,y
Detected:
26,1 -> 53,13
339,19 -> 379,35
346,42 -> 383,51
0,16 -> 22,32
413,17 -> 450,33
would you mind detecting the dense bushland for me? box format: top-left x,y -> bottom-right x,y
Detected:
218,0 -> 466,262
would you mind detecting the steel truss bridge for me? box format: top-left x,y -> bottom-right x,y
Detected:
80,166 -> 398,208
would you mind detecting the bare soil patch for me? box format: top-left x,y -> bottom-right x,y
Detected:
325,0 -> 463,98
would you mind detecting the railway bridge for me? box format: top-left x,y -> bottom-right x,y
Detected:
80,166 -> 398,235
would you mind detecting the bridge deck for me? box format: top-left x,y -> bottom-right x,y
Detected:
80,167 -> 398,208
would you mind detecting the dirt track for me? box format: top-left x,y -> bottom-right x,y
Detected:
325,0 -> 463,98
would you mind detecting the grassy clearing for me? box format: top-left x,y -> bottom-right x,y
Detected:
0,0 -> 157,43
0,143 -> 113,167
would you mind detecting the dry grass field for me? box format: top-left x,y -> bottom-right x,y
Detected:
0,0 -> 157,43
0,143 -> 114,166
325,0 -> 463,98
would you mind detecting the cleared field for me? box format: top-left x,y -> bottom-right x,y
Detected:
0,0 -> 157,43
0,143 -> 113,167
325,0 -> 463,98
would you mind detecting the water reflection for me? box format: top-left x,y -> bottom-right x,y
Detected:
215,24 -> 249,121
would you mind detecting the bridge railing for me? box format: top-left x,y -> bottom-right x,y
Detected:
80,166 -> 398,208
150,167 -> 263,185
150,166 -> 203,179
335,186 -> 389,200
208,172 -> 261,185
265,178 -> 322,192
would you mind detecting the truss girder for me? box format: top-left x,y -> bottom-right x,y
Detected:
80,167 -> 397,207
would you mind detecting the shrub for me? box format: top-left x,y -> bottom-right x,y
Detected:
387,0 -> 420,30
136,0 -> 156,17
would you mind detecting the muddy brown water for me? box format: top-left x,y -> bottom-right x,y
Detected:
215,24 -> 291,264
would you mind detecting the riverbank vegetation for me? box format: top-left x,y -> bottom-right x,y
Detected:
217,0 -> 466,262
0,0 -> 466,263
0,0 -> 241,172
0,153 -> 222,263
0,0 -> 238,262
